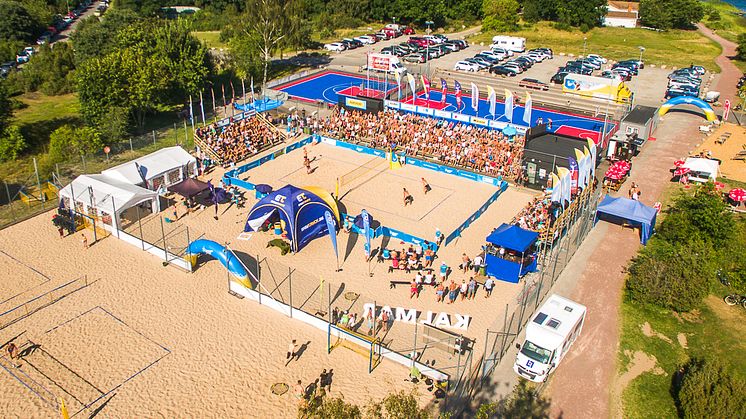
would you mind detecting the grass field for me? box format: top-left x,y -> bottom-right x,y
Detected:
701,0 -> 746,43
619,292 -> 746,418
192,31 -> 230,50
470,22 -> 722,71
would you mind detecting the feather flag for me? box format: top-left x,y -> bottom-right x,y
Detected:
523,93 -> 533,125
587,138 -> 597,178
440,79 -> 448,104
557,167 -> 571,204
324,211 -> 339,268
395,70 -> 402,101
470,82 -> 479,110
406,73 -> 416,101
421,74 -> 431,101
487,86 -> 496,117
568,156 -> 579,195
504,89 -> 514,122
188,95 -> 194,123
454,80 -> 462,108
583,146 -> 592,186
575,149 -> 587,188
550,173 -> 562,203
199,91 -> 206,124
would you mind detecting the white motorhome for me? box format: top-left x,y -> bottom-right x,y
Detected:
364,53 -> 408,76
491,36 -> 526,53
514,294 -> 586,382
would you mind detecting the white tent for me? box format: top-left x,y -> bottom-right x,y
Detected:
102,146 -> 197,191
58,174 -> 160,231
683,158 -> 719,182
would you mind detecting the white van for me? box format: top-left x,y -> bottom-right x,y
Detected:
491,36 -> 526,53
514,294 -> 586,382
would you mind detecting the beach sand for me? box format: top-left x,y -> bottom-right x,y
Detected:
0,140 -> 535,417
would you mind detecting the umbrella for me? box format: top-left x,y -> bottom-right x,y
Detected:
673,159 -> 685,167
502,125 -> 518,137
605,171 -> 624,180
255,184 -> 273,194
674,167 -> 690,177
714,181 -> 725,190
729,188 -> 746,202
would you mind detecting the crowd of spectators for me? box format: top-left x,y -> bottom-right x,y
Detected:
512,194 -> 555,232
316,109 -> 525,179
195,116 -> 284,165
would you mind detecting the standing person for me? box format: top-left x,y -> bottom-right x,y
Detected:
473,252 -> 484,275
467,277 -> 477,300
424,247 -> 434,268
403,188 -> 413,206
459,280 -> 468,301
286,339 -> 299,366
439,262 -> 448,282
484,277 -> 495,298
380,309 -> 390,332
81,233 -> 88,249
304,155 -> 311,174
421,177 -> 431,194
57,225 -> 65,238
436,282 -> 445,302
294,379 -> 305,405
460,253 -> 471,273
366,308 -> 375,336
448,280 -> 459,304
410,279 -> 419,299
172,204 -> 179,221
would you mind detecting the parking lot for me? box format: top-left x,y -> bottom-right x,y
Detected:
323,29 -> 706,110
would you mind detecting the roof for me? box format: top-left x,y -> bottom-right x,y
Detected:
605,11 -> 638,19
683,157 -> 719,179
622,105 -> 658,125
102,146 -> 196,185
607,1 -> 639,12
167,177 -> 209,197
525,295 -> 587,350
597,195 -> 657,225
59,174 -> 158,216
486,223 -> 539,252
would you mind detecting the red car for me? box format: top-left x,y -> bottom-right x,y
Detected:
403,27 -> 415,35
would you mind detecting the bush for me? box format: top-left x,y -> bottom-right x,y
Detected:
0,125 -> 27,161
626,239 -> 714,312
656,184 -> 735,248
676,358 -> 746,418
476,379 -> 551,418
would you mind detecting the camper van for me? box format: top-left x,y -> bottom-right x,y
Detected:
514,294 -> 586,382
491,36 -> 526,53
364,53 -> 408,76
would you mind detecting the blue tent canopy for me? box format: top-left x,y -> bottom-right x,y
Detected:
595,195 -> 658,244
244,185 -> 338,252
486,223 -> 539,253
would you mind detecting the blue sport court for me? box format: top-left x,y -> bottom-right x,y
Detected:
276,71 -> 398,104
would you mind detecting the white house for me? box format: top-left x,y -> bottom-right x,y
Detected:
603,1 -> 639,28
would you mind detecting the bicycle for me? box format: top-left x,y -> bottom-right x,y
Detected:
724,294 -> 746,309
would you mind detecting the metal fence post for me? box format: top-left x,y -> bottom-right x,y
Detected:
288,267 -> 293,318
174,123 -> 179,145
33,157 -> 44,209
4,181 -> 16,221
137,205 -> 145,250
153,130 -> 157,145
160,216 -> 168,262
129,138 -> 134,152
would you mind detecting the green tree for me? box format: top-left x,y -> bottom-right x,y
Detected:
640,0 -> 672,29
737,33 -> 746,61
476,379 -> 551,418
365,390 -> 430,418
0,0 -> 41,42
482,0 -> 519,32
48,125 -> 103,162
640,0 -> 703,29
71,9 -> 141,63
14,42 -> 76,95
677,358 -> 746,418
0,125 -> 26,161
555,0 -> 606,29
626,239 -> 714,312
300,395 -> 362,418
656,184 -> 735,248
0,81 -> 11,138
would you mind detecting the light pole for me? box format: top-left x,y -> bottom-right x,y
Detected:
638,46 -> 645,65
393,16 -> 396,26
425,20 -> 434,78
582,37 -> 587,67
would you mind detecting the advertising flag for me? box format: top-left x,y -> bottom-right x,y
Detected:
487,86 -> 496,116
395,70 -> 402,100
361,209 -> 371,257
550,173 -> 562,203
406,73 -> 416,100
324,211 -> 339,266
188,95 -> 194,123
470,82 -> 479,110
440,78 -> 448,104
454,80 -> 462,107
583,146 -> 592,186
568,156 -> 579,195
504,89 -> 514,122
421,74 -> 431,101
587,138 -> 597,178
557,167 -> 571,204
199,91 -> 206,124
523,93 -> 533,125
575,149 -> 587,188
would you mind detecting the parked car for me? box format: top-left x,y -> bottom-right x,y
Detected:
586,54 -> 607,63
403,27 -> 415,35
454,61 -> 480,72
533,47 -> 553,58
464,58 -> 489,70
491,47 -> 513,57
36,33 -> 51,45
502,62 -> 524,74
490,65 -> 518,76
341,39 -> 362,49
620,59 -> 644,69
355,36 -> 376,45
519,78 -> 550,91
665,87 -> 698,99
324,42 -> 346,52
689,65 -> 706,76
551,71 -> 569,84
15,53 -> 29,64
526,52 -> 545,62
404,53 -> 426,63
603,69 -> 630,81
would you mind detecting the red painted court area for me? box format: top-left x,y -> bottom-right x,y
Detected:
337,86 -> 388,99
399,97 -> 449,110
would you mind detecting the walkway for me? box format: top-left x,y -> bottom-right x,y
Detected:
544,111 -> 703,418
697,23 -> 742,105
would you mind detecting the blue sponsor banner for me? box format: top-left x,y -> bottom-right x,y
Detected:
333,139 -> 384,159
404,156 -> 501,187
384,100 -> 401,110
217,117 -> 231,127
444,182 -> 508,246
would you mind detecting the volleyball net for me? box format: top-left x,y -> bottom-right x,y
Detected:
336,155 -> 390,196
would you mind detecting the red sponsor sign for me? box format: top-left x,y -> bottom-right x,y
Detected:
367,54 -> 391,71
